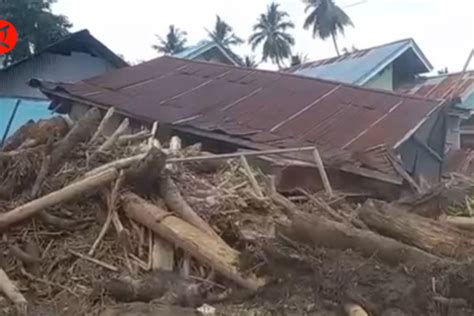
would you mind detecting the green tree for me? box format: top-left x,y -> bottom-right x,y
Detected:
248,2 -> 295,69
303,0 -> 353,56
152,25 -> 187,55
0,0 -> 72,66
244,55 -> 258,68
209,15 -> 243,47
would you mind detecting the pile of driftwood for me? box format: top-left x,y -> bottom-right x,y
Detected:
2,108 -> 474,315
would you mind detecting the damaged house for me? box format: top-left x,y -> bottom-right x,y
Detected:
0,29 -> 127,144
30,56 -> 452,198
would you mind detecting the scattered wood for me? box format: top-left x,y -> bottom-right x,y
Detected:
285,212 -> 443,266
122,192 -> 264,291
297,188 -> 345,222
240,156 -> 264,198
117,131 -> 151,145
98,118 -> 130,153
445,216 -> 474,230
159,176 -> 221,240
344,303 -> 369,316
68,249 -> 119,272
89,171 -> 125,256
49,107 -> 102,170
90,107 -> 115,145
0,169 -> 118,231
9,245 -> 41,265
0,268 -> 27,314
312,148 -> 334,197
359,200 -> 474,259
151,235 -> 174,272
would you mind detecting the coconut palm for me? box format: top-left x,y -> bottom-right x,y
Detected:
209,15 -> 243,47
152,25 -> 187,55
303,0 -> 353,56
244,55 -> 258,68
248,2 -> 295,69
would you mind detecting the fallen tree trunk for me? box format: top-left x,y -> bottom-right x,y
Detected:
159,176 -> 221,240
49,107 -> 101,170
286,212 -> 443,266
122,192 -> 263,291
359,200 -> 474,259
0,169 -> 118,231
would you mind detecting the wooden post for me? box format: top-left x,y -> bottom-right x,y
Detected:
312,148 -> 334,197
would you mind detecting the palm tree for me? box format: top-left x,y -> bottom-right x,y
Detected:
248,3 -> 295,69
244,55 -> 258,68
303,0 -> 353,56
209,15 -> 243,47
152,25 -> 187,55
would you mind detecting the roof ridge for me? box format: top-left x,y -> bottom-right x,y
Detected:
293,38 -> 415,69
162,56 -> 444,104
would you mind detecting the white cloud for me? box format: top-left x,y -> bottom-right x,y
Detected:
54,0 -> 474,71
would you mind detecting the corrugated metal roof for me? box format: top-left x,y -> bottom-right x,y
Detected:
397,71 -> 474,110
36,56 -> 444,157
288,38 -> 432,85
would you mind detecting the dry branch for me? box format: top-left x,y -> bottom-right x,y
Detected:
0,268 -> 27,313
122,192 -> 263,290
90,107 -> 115,144
159,176 -> 221,240
98,118 -> 130,153
0,169 -> 119,231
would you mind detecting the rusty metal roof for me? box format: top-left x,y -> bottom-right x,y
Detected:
397,71 -> 474,110
36,56 -> 444,156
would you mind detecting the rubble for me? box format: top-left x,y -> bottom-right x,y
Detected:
2,111 -> 474,315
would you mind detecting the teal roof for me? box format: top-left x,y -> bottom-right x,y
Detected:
174,41 -> 243,66
289,38 -> 432,85
0,98 -> 52,142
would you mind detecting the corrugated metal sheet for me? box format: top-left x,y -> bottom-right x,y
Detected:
40,56 -> 443,156
397,71 -> 474,110
288,38 -> 432,85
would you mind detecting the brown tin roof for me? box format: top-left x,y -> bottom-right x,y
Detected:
37,56 -> 444,156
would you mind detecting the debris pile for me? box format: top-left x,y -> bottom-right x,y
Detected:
1,108 -> 474,315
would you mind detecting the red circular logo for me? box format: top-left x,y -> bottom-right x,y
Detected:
0,20 -> 18,54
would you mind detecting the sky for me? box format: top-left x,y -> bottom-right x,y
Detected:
53,0 -> 474,72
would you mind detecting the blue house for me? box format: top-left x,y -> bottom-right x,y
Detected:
0,29 -> 127,145
288,38 -> 433,91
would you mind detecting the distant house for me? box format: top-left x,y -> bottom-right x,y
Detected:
174,40 -> 243,66
0,29 -> 127,144
288,38 -> 433,91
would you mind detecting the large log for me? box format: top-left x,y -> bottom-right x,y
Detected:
159,176 -> 221,240
0,169 -> 118,231
287,212 -> 443,266
0,268 -> 28,314
359,200 -> 474,259
122,192 -> 264,291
